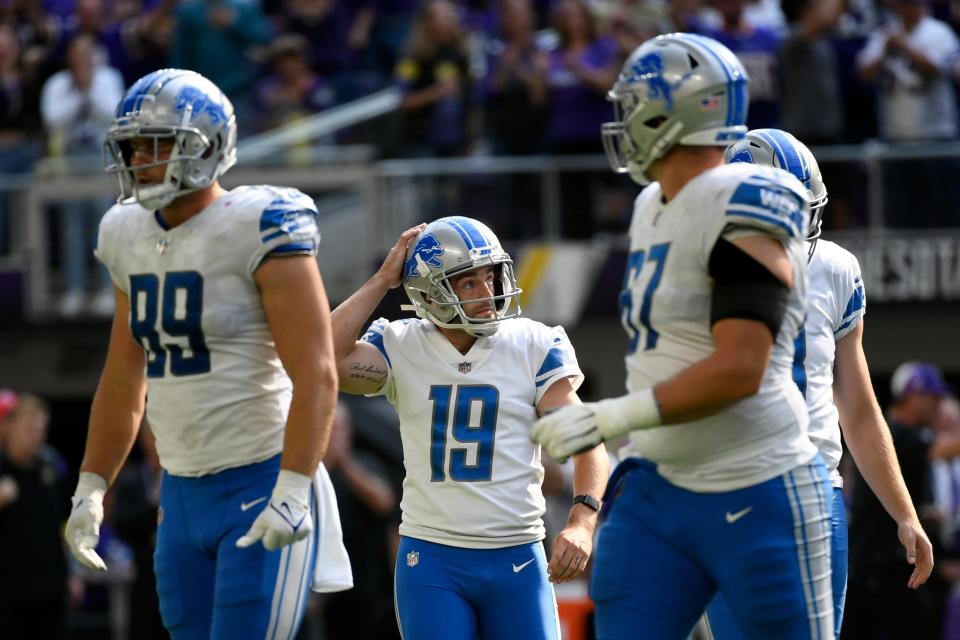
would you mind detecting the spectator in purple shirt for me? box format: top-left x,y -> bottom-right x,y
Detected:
703,0 -> 782,129
545,0 -> 619,238
254,34 -> 336,133
53,0 -> 176,86
545,0 -> 618,155
484,0 -> 548,155
278,0 -> 354,77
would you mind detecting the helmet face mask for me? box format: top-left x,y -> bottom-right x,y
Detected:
104,69 -> 238,210
723,128 -> 828,259
402,217 -> 522,337
602,33 -> 750,186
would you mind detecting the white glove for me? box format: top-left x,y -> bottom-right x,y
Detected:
237,470 -> 313,551
533,389 -> 662,460
65,472 -> 108,571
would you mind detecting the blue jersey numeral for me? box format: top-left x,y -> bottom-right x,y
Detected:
129,271 -> 211,378
428,385 -> 499,482
619,242 -> 671,354
792,326 -> 807,397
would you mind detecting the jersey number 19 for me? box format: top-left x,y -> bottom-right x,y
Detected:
428,385 -> 499,483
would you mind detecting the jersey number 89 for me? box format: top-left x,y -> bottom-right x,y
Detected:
129,271 -> 210,378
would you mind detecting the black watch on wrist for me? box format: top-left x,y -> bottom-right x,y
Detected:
572,493 -> 601,513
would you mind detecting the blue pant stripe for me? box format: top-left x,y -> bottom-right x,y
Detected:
269,547 -> 294,640
787,469 -> 820,640
286,490 -> 317,640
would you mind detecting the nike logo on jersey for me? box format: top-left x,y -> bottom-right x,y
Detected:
512,559 -> 535,573
240,497 -> 267,512
725,507 -> 753,524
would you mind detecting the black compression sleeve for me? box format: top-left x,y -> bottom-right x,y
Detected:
708,237 -> 790,339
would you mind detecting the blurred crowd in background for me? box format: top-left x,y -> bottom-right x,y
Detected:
3,0 -> 960,315
5,0 -> 960,152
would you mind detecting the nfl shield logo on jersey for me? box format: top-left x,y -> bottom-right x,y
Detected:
406,550 -> 419,567
458,362 -> 471,374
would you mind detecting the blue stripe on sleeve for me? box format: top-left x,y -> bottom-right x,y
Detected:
268,241 -> 316,255
361,327 -> 392,368
536,347 -> 573,382
262,217 -> 317,243
726,180 -> 805,238
835,316 -> 856,335
842,286 -> 865,319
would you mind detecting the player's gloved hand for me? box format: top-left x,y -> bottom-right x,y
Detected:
65,472 -> 108,571
237,470 -> 313,551
532,389 -> 661,460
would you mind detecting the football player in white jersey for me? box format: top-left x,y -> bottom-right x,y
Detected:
532,33 -> 836,638
701,129 -> 933,639
330,216 -> 609,640
62,69 -> 345,639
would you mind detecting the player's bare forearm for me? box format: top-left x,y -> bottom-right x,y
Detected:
537,377 -> 608,526
569,445 -> 609,528
835,323 -> 918,525
281,369 -> 338,473
655,318 -> 773,424
331,274 -> 392,359
81,288 -> 147,485
257,256 -> 339,475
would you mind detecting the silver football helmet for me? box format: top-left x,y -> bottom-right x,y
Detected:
602,33 -> 750,186
104,69 -> 238,210
402,217 -> 521,337
724,128 -> 828,258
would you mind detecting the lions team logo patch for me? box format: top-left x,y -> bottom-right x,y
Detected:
404,234 -> 444,279
622,53 -> 692,113
406,550 -> 419,567
173,86 -> 229,125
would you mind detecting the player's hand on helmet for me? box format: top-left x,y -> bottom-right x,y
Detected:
237,470 -> 313,551
898,518 -> 934,589
376,224 -> 427,289
548,522 -> 594,583
65,472 -> 108,571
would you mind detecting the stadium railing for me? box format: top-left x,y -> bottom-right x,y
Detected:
3,138 -> 960,319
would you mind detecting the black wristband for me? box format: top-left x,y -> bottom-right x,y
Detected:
573,494 -> 601,513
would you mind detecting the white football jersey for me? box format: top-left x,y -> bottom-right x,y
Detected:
362,317 -> 583,549
802,239 -> 866,487
95,185 -> 320,476
618,163 -> 818,492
